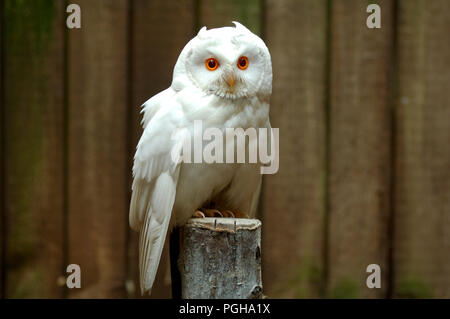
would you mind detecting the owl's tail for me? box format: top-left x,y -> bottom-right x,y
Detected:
130,171 -> 178,295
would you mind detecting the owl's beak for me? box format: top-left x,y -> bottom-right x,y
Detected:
226,75 -> 235,92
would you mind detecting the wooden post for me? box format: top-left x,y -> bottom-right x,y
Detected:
180,218 -> 263,299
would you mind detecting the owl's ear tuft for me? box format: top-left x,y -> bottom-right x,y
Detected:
197,26 -> 208,39
232,21 -> 252,35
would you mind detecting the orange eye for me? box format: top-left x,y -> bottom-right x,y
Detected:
237,56 -> 249,70
205,58 -> 219,71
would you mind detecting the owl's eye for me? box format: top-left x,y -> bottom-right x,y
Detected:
237,56 -> 249,70
205,58 -> 219,71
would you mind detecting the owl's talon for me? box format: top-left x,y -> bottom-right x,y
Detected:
192,210 -> 205,218
222,210 -> 235,218
201,208 -> 223,217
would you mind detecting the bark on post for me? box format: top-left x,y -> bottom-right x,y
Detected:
180,218 -> 263,299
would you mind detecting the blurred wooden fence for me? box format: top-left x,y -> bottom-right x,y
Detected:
0,0 -> 449,298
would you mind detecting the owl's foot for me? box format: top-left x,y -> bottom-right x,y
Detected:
210,209 -> 249,218
200,208 -> 223,217
221,210 -> 235,218
192,208 -> 249,219
192,210 -> 205,218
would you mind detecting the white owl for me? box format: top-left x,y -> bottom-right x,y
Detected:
129,21 -> 273,295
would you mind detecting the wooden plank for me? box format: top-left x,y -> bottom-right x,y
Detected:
327,0 -> 394,298
393,0 -> 450,298
180,218 -> 262,299
199,0 -> 261,34
128,0 -> 195,298
3,0 -> 65,298
67,0 -> 129,298
262,0 -> 327,298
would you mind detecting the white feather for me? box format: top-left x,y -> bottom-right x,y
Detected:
129,88 -> 184,294
137,171 -> 179,294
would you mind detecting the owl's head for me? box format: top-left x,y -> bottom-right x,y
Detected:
172,22 -> 272,100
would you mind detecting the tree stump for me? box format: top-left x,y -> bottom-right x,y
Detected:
180,218 -> 263,299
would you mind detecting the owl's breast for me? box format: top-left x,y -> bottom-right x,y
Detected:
178,88 -> 269,130
170,92 -> 268,226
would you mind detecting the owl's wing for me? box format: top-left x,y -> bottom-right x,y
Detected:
129,87 -> 183,295
140,88 -> 176,129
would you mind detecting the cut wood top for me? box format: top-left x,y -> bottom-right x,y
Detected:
185,218 -> 261,233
